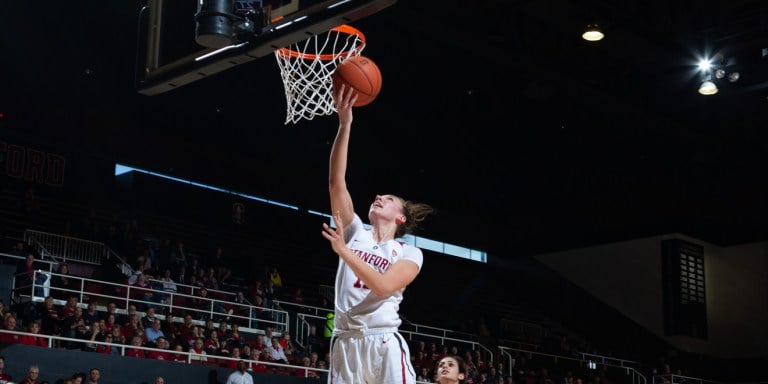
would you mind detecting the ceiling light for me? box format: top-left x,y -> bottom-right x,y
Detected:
728,72 -> 740,82
582,25 -> 604,42
698,80 -> 718,95
714,69 -> 726,79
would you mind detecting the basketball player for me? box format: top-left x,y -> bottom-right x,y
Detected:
434,355 -> 467,384
320,83 -> 435,384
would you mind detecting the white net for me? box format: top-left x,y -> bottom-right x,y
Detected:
274,25 -> 366,124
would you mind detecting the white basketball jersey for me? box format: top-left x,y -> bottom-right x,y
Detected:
333,214 -> 423,332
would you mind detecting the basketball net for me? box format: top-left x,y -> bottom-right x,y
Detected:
274,24 -> 366,124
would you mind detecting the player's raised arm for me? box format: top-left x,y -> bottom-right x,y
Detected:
328,83 -> 358,227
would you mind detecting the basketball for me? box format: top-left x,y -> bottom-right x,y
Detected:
332,56 -> 382,107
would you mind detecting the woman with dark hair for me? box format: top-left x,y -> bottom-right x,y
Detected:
51,264 -> 74,300
435,355 -> 467,384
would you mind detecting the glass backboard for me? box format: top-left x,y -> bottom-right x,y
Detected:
135,0 -> 396,96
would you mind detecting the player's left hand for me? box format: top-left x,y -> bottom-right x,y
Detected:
322,213 -> 347,255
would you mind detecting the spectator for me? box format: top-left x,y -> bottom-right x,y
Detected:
212,246 -> 232,284
264,280 -> 277,308
205,267 -> 220,291
145,319 -> 166,346
0,315 -> 21,344
85,368 -> 100,384
158,268 -> 178,304
126,335 -> 147,358
249,295 -> 270,329
83,302 -> 99,326
130,273 -> 156,310
305,324 -> 325,356
174,265 -> 188,287
162,313 -> 179,347
261,326 -> 275,346
10,241 -> 27,257
227,323 -> 244,351
294,356 -> 320,379
179,315 -> 196,346
223,347 -> 243,369
250,336 -> 269,358
15,253 -> 47,297
279,331 -> 300,362
38,296 -> 61,336
121,314 -> 141,343
268,266 -> 283,298
192,288 -> 228,320
102,313 -> 118,335
267,336 -> 290,365
70,372 -> 86,384
308,351 -> 319,368
316,360 -> 329,383
172,240 -> 188,270
154,377 -> 166,384
229,291 -> 251,326
61,306 -> 89,349
171,344 -> 188,363
141,307 -> 159,331
248,349 -> 270,374
50,264 -> 75,300
103,302 -> 119,321
147,337 -> 172,361
474,350 -> 487,374
20,321 -> 48,347
0,356 -> 12,384
95,333 -> 119,355
248,280 -> 265,304
204,330 -> 222,356
61,296 -> 79,320
189,337 -> 208,363
109,325 -> 126,346
18,365 -> 42,384
225,360 -> 253,384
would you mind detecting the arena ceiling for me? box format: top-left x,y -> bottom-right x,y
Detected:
3,0 -> 768,258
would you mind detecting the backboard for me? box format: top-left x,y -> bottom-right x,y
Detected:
135,0 -> 396,96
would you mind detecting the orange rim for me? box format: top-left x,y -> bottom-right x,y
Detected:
276,24 -> 366,61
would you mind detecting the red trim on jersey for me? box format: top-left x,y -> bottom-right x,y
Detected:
400,347 -> 407,383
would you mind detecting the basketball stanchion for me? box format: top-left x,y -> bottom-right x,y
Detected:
274,24 -> 366,124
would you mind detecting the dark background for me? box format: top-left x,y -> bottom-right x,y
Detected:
3,1 -> 768,259
2,1 -> 768,379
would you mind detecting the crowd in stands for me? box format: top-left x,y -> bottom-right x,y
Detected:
0,185 -> 719,384
0,356 -> 163,384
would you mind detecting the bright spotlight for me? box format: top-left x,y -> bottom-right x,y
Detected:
697,59 -> 712,71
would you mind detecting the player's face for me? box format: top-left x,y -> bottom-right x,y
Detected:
436,357 -> 464,384
369,194 -> 405,223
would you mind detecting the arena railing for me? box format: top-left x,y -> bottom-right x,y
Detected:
499,346 -> 647,384
0,328 -> 325,377
24,229 -> 105,265
14,269 -> 289,334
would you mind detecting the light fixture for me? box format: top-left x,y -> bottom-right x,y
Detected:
728,72 -> 740,82
582,24 -> 604,42
698,76 -> 718,95
714,68 -> 726,79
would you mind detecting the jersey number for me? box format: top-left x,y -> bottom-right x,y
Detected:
353,277 -> 369,290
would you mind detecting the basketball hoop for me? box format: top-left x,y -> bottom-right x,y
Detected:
274,24 -> 366,124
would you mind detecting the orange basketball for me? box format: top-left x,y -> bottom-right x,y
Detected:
332,56 -> 382,107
